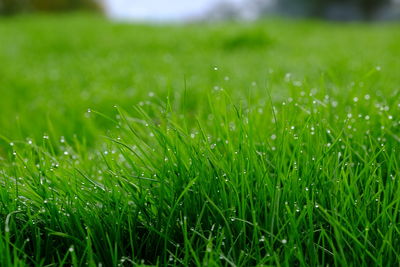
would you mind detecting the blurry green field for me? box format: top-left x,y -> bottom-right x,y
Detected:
0,14 -> 400,266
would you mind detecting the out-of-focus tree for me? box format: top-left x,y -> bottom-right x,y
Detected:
0,0 -> 26,15
0,0 -> 102,15
30,0 -> 102,12
254,0 -> 392,20
356,0 -> 391,20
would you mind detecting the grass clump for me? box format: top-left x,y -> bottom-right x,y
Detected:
0,14 -> 400,266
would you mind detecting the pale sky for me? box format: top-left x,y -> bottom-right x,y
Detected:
104,0 -> 247,21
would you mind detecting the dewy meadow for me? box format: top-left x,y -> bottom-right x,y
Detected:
0,13 -> 400,266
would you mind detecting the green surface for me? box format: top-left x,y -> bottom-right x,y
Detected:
0,14 -> 400,266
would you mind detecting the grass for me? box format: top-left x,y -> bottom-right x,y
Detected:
0,14 -> 400,266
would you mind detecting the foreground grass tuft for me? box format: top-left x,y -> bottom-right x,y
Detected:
0,14 -> 400,266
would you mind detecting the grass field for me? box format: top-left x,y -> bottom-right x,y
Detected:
0,14 -> 400,266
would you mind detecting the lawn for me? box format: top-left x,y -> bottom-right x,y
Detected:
0,14 -> 400,266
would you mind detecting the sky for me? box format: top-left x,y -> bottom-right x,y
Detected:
103,0 -> 400,21
104,0 -> 246,21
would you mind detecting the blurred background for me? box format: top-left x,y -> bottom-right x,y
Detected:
0,0 -> 399,146
1,0 -> 400,21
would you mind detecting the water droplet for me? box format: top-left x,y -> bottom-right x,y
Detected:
293,81 -> 302,87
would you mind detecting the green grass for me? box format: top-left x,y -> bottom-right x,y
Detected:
0,14 -> 400,266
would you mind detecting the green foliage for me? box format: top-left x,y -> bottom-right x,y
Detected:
0,15 -> 400,266
0,0 -> 102,15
